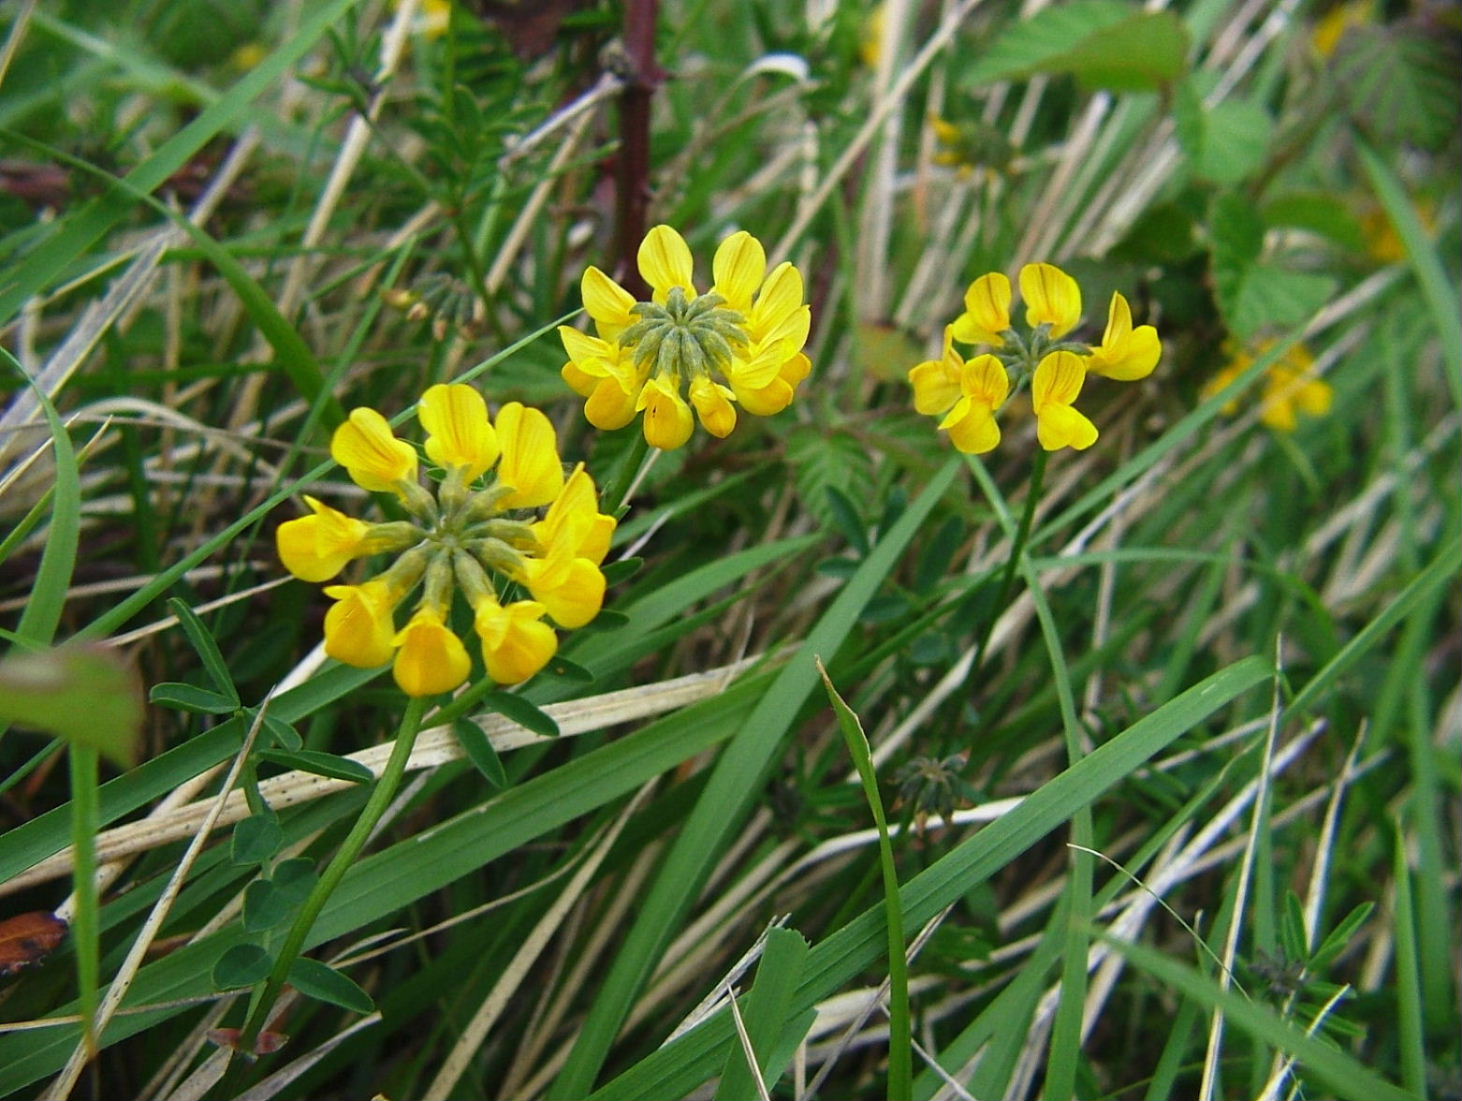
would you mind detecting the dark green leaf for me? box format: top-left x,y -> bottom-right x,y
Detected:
166,598 -> 239,705
541,657 -> 595,683
288,957 -> 375,1015
1310,902 -> 1374,971
601,557 -> 644,585
1261,193 -> 1367,252
149,682 -> 240,716
482,691 -> 560,739
1334,25 -> 1461,151
212,944 -> 271,990
454,718 -> 507,788
272,858 -> 319,903
1281,890 -> 1309,961
1192,100 -> 1272,186
231,814 -> 283,866
965,2 -> 1185,90
257,749 -> 375,784
260,713 -> 303,751
243,879 -> 294,933
824,485 -> 870,556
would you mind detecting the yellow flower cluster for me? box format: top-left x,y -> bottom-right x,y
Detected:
559,225 -> 811,450
909,262 -> 1160,453
1203,341 -> 1333,432
277,384 -> 614,697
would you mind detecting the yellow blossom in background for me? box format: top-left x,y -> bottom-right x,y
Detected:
1312,0 -> 1374,58
860,2 -> 888,68
560,225 -> 812,449
909,262 -> 1160,454
277,383 -> 617,695
1204,342 -> 1333,432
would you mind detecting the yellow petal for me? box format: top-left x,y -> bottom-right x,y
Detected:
909,357 -> 961,416
962,272 -> 1011,335
711,231 -> 766,314
562,359 -> 599,398
1031,350 -> 1088,411
689,375 -> 738,437
637,377 -> 695,449
392,608 -> 471,697
474,599 -> 558,684
495,402 -> 564,509
1020,262 -> 1082,339
944,404 -> 1002,454
961,353 -> 1010,408
1035,403 -> 1098,451
419,383 -> 500,479
582,266 -> 638,338
749,262 -> 805,335
638,225 -> 695,301
331,408 -> 417,494
731,375 -> 793,417
558,326 -> 616,374
523,555 -> 606,629
1088,293 -> 1161,381
584,376 -> 642,430
322,581 -> 399,668
276,496 -> 371,582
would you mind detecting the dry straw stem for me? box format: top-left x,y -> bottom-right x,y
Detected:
2,659 -> 758,896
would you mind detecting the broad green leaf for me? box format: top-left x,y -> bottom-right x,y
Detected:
714,928 -> 811,1101
0,645 -> 143,768
231,815 -> 283,866
1216,264 -> 1337,341
212,944 -> 271,991
1333,25 -> 1460,152
1193,99 -> 1273,186
1045,10 -> 1188,91
1261,192 -> 1367,252
965,1 -> 1142,87
243,880 -> 295,933
288,957 -> 375,1015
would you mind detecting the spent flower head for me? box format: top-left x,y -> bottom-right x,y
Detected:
560,225 -> 812,449
278,383 -> 615,696
909,261 -> 1160,453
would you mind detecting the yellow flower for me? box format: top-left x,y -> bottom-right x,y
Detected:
281,383 -> 617,692
419,383 -> 499,479
561,225 -> 812,449
1203,341 -> 1332,432
332,408 -> 418,494
392,606 -> 472,697
860,2 -> 887,68
636,375 -> 696,450
1019,263 -> 1082,339
277,496 -> 372,582
1312,0 -> 1373,58
495,402 -> 564,509
951,272 -> 1011,346
474,599 -> 558,685
909,326 -> 965,415
323,580 -> 402,669
1031,351 -> 1098,451
939,354 -> 1010,455
1086,292 -> 1161,380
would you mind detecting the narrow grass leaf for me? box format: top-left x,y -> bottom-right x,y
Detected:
166,597 -> 240,704
257,749 -> 375,785
714,928 -> 811,1101
1391,828 -> 1427,1097
819,660 -> 911,1101
1100,936 -> 1415,1101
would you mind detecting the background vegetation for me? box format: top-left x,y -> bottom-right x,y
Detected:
0,0 -> 1456,1098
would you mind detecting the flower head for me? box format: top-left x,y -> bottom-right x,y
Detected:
280,385 -> 616,696
561,225 -> 812,449
910,262 -> 1158,453
1204,341 -> 1332,432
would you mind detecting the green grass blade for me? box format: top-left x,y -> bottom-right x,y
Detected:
1391,824 -> 1427,1098
589,656 -> 1271,1101
549,456 -> 962,1098
714,927 -> 811,1101
819,661 -> 911,1101
0,0 -> 365,327
1101,935 -> 1416,1101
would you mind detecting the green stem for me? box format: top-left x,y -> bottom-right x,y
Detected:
236,697 -> 428,1052
68,745 -> 100,1060
604,430 -> 651,513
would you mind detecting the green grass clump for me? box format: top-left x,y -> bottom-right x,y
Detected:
0,2 -> 1456,1099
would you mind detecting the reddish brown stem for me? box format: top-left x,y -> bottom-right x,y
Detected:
612,0 -> 662,299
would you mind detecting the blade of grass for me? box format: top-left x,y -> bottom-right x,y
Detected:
1391,823 -> 1427,1098
713,927 -> 811,1101
0,0 -> 365,327
818,661 -> 910,1101
588,656 -> 1271,1101
549,456 -> 962,1098
1100,936 -> 1415,1101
